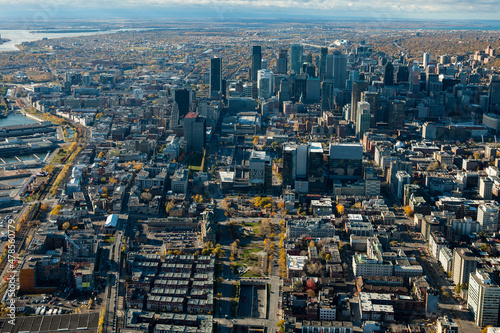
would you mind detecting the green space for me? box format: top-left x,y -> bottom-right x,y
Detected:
187,152 -> 203,171
52,149 -> 69,164
241,269 -> 263,278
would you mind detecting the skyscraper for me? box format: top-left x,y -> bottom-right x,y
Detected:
321,80 -> 334,111
319,47 -> 328,81
257,69 -> 274,99
210,57 -> 222,99
387,100 -> 405,129
410,64 -> 421,93
350,80 -> 368,122
468,270 -> 500,327
361,91 -> 379,128
183,112 -> 206,152
356,101 -> 370,138
452,248 -> 477,286
290,44 -> 303,75
277,49 -> 288,75
170,102 -> 179,130
250,46 -> 262,82
332,51 -> 348,89
383,62 -> 394,86
423,52 -> 431,68
173,86 -> 193,118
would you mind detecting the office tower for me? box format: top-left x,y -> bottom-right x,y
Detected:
210,57 -> 222,99
321,80 -> 334,111
423,52 -> 431,68
250,46 -> 262,82
477,203 -> 499,233
173,86 -> 193,118
82,75 -> 90,87
307,142 -> 324,191
306,78 -> 321,103
278,77 -> 291,103
383,61 -> 394,86
489,79 -> 500,113
290,43 -> 303,75
261,59 -> 268,70
328,51 -> 348,89
282,143 -> 308,187
282,143 -> 324,192
277,49 -> 288,74
133,88 -> 144,100
257,69 -> 274,99
350,81 -> 369,122
319,47 -> 328,81
387,100 -> 405,129
249,150 -> 272,193
170,102 -> 179,129
452,248 -> 477,286
356,101 -> 370,138
468,271 -> 500,327
293,73 -> 308,101
361,91 -> 379,128
479,178 -> 493,200
410,64 -> 421,93
302,63 -> 316,78
329,143 -> 363,179
395,65 -> 409,83
183,112 -> 206,152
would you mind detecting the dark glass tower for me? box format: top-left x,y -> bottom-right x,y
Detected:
210,57 -> 222,99
250,46 -> 262,82
384,61 -> 394,86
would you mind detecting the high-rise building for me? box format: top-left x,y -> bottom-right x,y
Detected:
350,81 -> 369,122
480,178 -> 493,200
468,270 -> 500,327
383,62 -> 394,86
250,46 -> 262,82
282,142 -> 324,191
277,49 -> 288,75
321,80 -> 334,111
410,64 -> 421,93
356,101 -> 370,138
326,51 -> 347,89
329,143 -> 363,179
261,59 -> 268,70
452,248 -> 477,286
170,102 -> 180,130
395,66 -> 409,83
290,44 -> 303,75
257,69 -> 274,99
477,203 -> 499,233
173,86 -> 193,118
387,100 -> 405,129
319,47 -> 328,81
423,52 -> 431,68
210,57 -> 222,99
183,112 -> 206,152
361,91 -> 379,128
278,77 -> 291,103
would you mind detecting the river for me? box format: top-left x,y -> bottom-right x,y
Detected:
0,29 -> 144,52
0,113 -> 38,127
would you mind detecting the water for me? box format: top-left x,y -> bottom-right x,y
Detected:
0,29 -> 146,52
0,114 -> 38,127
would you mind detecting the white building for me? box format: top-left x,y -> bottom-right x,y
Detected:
477,203 -> 499,233
257,69 -> 274,99
468,270 -> 500,327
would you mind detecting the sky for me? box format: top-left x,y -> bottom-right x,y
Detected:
1,0 -> 500,21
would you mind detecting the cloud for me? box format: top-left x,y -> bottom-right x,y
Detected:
1,0 -> 500,20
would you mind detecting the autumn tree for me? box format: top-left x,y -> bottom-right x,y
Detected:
336,203 -> 344,215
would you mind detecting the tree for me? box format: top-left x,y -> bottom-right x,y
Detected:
455,283 -> 462,293
336,203 -> 344,216
51,205 -> 63,215
473,152 -> 481,160
40,203 -> 48,211
427,161 -> 440,171
140,191 -> 153,203
403,205 -> 414,217
292,279 -> 303,291
253,136 -> 259,146
62,222 -> 70,230
390,240 -> 397,247
442,291 -> 450,298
